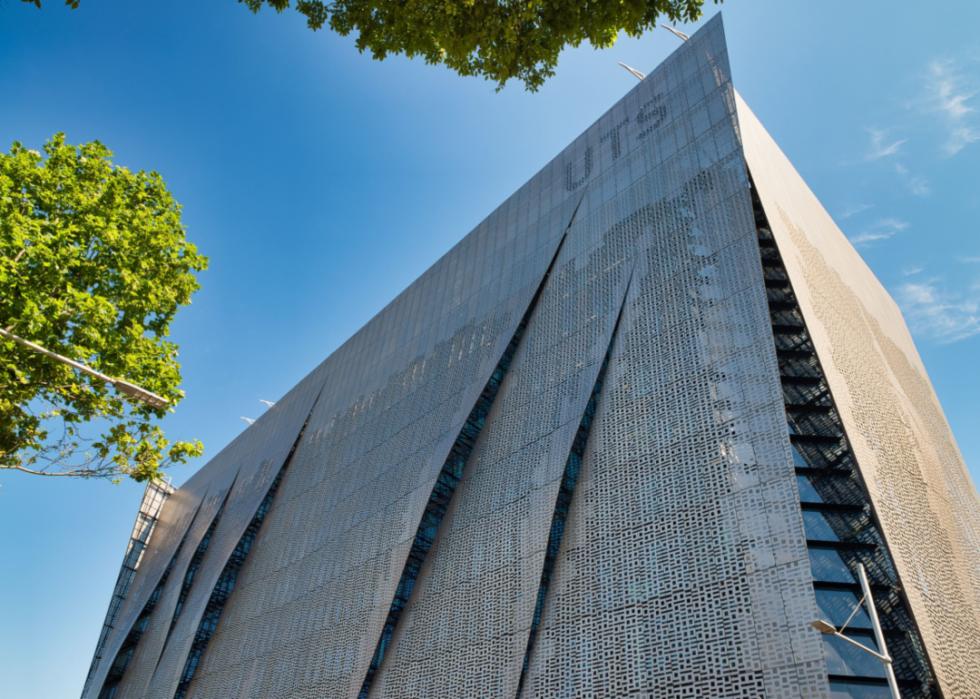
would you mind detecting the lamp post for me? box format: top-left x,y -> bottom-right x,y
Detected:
617,62 -> 647,81
810,562 -> 901,699
0,327 -> 169,410
660,24 -> 690,42
617,24 -> 688,82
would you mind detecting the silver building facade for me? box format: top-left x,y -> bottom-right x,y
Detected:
83,16 -> 980,699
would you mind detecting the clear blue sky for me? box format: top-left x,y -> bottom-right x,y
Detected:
1,2 -> 978,697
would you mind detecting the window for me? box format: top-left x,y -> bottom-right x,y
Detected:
827,679 -> 892,699
815,588 -> 871,628
824,630 -> 886,677
809,547 -> 856,584
804,510 -> 841,541
792,444 -> 811,468
796,474 -> 823,503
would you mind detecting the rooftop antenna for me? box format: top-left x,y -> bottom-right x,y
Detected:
617,62 -> 646,81
660,24 -> 690,41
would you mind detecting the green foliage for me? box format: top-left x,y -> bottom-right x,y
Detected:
25,0 -> 713,90
0,134 -> 207,481
243,0 -> 713,90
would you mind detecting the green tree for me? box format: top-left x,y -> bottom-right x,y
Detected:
25,0 -> 713,90
259,1 -> 716,90
0,134 -> 207,481
246,1 -> 715,90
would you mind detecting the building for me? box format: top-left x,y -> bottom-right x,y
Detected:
82,15 -> 980,699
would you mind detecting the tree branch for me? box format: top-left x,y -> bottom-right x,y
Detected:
2,463 -> 106,478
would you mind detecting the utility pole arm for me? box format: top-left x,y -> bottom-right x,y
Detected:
0,327 -> 169,410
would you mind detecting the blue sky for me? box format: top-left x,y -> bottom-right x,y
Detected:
1,2 -> 978,697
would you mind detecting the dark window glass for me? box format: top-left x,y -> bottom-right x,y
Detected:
797,474 -> 823,503
824,631 -> 885,678
792,443 -> 813,467
815,588 -> 872,628
804,510 -> 841,541
809,547 -> 856,583
827,679 -> 892,698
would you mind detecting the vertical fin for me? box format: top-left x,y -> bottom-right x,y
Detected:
82,479 -> 173,697
171,387 -> 325,698
95,497 -> 209,699
357,219 -> 582,699
150,477 -> 241,678
516,272 -> 632,698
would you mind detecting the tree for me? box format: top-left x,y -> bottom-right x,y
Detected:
0,134 -> 207,481
244,1 -> 716,90
24,1 -> 714,90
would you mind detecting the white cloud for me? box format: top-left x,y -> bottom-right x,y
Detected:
865,127 -> 907,160
926,59 -> 980,156
839,203 -> 873,220
851,232 -> 895,246
947,126 -> 980,155
893,162 -> 931,197
959,255 -> 980,264
898,279 -> 980,343
902,265 -> 924,276
857,130 -> 928,195
849,217 -> 909,247
877,217 -> 910,231
933,62 -> 973,118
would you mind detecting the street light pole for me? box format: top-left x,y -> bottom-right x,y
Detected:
660,24 -> 690,42
617,25 -> 688,83
810,562 -> 901,699
617,62 -> 646,81
0,327 -> 169,410
857,563 -> 902,699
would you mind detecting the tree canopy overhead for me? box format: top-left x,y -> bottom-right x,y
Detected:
0,134 -> 207,481
244,0 -> 712,90
25,0 -> 713,90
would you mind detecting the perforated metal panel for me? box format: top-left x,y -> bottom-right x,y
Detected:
82,478 -> 173,697
83,15 -> 977,699
84,365 -> 329,699
515,19 -> 827,698
366,200 -> 636,698
738,94 -> 980,698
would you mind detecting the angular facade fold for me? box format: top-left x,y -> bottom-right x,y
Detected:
84,14 -> 979,699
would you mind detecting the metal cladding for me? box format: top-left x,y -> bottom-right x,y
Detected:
84,15 -> 979,699
737,95 -> 980,697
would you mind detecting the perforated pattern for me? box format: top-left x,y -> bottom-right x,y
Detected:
366,197 -> 637,698
83,15 -> 977,699
84,360 -> 330,698
83,478 -> 172,697
738,94 -> 980,698
180,197 -> 574,699
515,25 -> 826,697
